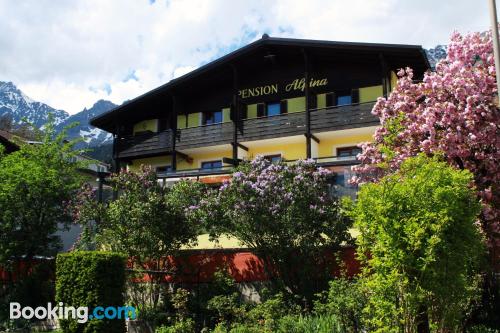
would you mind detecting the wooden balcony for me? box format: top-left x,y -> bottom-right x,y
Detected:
116,102 -> 379,159
117,129 -> 173,159
310,102 -> 378,132
176,102 -> 378,150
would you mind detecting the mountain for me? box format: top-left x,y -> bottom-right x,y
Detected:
57,99 -> 116,148
0,81 -> 117,151
425,45 -> 447,69
0,81 -> 68,128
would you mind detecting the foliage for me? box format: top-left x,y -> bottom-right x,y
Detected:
56,251 -> 127,333
352,30 -> 500,259
155,318 -> 195,333
0,118 -> 83,266
171,288 -> 191,321
314,276 -> 366,332
211,313 -> 342,333
196,156 -> 350,304
0,261 -> 55,331
72,167 -> 206,309
351,155 -> 485,332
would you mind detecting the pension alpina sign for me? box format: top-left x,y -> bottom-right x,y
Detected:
238,77 -> 328,99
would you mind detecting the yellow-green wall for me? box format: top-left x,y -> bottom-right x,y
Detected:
247,104 -> 258,119
317,93 -> 326,109
187,113 -> 200,128
359,85 -> 383,103
223,108 -> 231,123
318,133 -> 374,157
177,115 -> 187,129
248,141 -> 306,161
286,97 -> 305,113
391,71 -> 398,91
176,148 -> 233,170
133,119 -> 157,134
128,155 -> 172,172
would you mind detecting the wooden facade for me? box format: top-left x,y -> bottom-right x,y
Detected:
90,35 -> 429,173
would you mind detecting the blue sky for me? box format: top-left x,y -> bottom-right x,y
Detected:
0,0 -> 492,114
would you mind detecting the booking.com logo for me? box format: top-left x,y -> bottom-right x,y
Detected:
10,302 -> 137,323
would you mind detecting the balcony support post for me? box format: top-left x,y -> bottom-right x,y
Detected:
171,95 -> 178,172
303,49 -> 312,159
231,64 -> 240,166
112,125 -> 121,173
379,53 -> 389,98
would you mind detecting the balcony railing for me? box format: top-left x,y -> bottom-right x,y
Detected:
175,102 -> 378,150
117,129 -> 173,159
117,102 -> 379,158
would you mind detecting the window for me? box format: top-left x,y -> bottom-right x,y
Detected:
201,160 -> 222,170
264,154 -> 282,163
337,146 -> 362,158
202,110 -> 223,125
267,102 -> 281,116
336,95 -> 352,106
156,165 -> 172,173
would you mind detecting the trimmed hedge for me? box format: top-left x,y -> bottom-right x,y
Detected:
56,251 -> 127,333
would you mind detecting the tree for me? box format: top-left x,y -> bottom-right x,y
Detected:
0,120 -> 83,267
351,155 -> 484,332
196,156 -> 350,306
72,166 -> 206,309
352,31 -> 499,266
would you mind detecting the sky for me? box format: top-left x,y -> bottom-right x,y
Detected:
0,0 -> 492,114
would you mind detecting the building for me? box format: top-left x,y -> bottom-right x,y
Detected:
90,35 -> 429,193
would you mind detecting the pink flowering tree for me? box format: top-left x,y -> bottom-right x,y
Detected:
353,31 -> 500,265
195,156 -> 350,305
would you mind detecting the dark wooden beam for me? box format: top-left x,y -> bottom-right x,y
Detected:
231,64 -> 239,165
379,53 -> 389,98
171,94 -> 178,171
231,142 -> 248,151
176,151 -> 193,164
302,48 -> 312,158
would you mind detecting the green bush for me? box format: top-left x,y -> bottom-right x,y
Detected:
56,251 -> 127,333
351,155 -> 485,331
155,318 -> 195,333
276,314 -> 341,333
314,277 -> 366,332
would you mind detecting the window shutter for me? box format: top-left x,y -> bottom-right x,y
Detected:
257,103 -> 265,117
326,92 -> 336,107
280,100 -> 288,114
351,89 -> 359,104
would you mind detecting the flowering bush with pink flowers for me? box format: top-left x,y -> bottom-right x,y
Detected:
353,30 -> 500,261
195,156 -> 350,305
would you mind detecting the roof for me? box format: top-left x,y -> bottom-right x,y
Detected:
91,35 -> 430,132
0,129 -> 20,153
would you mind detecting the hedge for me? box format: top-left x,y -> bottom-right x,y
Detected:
56,251 -> 127,333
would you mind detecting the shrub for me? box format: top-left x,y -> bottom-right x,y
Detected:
314,277 -> 366,332
197,157 -> 350,306
56,251 -> 127,333
351,155 -> 485,331
155,318 -> 195,333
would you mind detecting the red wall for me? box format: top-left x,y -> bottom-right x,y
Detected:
129,246 -> 360,284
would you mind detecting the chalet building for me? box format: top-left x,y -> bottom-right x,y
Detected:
90,35 -> 429,193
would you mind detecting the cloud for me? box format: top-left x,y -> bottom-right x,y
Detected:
0,0 -> 491,114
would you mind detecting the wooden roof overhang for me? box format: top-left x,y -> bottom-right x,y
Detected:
91,36 -> 430,134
